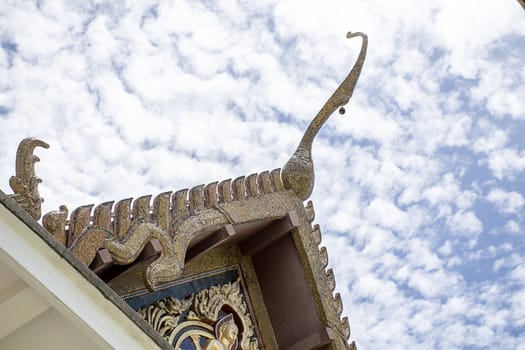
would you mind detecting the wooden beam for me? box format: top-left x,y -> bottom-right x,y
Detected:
90,249 -> 113,275
240,211 -> 300,256
91,239 -> 163,275
185,224 -> 236,260
138,239 -> 163,261
284,327 -> 336,350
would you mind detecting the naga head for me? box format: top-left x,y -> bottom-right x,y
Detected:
281,31 -> 368,200
8,138 -> 50,220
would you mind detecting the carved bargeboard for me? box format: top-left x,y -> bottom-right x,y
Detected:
42,180 -> 296,291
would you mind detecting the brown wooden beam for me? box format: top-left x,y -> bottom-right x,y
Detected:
94,239 -> 162,279
284,327 -> 336,350
90,248 -> 113,274
240,210 -> 300,256
185,224 -> 236,260
138,239 -> 163,261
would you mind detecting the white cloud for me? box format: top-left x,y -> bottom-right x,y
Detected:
365,198 -> 410,233
448,210 -> 484,237
493,253 -> 522,273
487,188 -> 525,214
504,220 -> 520,234
472,119 -> 509,153
485,148 -> 525,180
438,240 -> 453,256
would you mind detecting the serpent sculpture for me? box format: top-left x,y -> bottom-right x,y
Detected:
282,31 -> 367,200
7,32 -> 367,348
8,138 -> 49,220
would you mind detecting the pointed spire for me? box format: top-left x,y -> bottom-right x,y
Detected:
281,32 -> 368,200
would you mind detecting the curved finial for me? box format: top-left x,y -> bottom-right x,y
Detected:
8,138 -> 50,220
281,32 -> 368,200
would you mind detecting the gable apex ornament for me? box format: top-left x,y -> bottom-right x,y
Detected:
282,32 -> 367,200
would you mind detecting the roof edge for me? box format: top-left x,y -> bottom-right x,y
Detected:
0,189 -> 173,350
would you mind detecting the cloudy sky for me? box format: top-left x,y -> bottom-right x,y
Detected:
1,0 -> 525,349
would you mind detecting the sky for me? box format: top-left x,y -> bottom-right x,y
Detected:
1,0 -> 525,349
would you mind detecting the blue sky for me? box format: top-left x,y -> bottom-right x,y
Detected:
1,1 -> 524,349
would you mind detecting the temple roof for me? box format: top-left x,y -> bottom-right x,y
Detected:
0,31 -> 367,350
0,190 -> 172,349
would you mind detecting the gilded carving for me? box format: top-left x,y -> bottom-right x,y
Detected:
304,200 -> 315,223
203,314 -> 239,350
138,277 -> 258,350
43,183 -> 296,291
42,205 -> 68,245
187,278 -> 258,350
138,296 -> 193,338
281,32 -> 367,200
8,138 -> 49,220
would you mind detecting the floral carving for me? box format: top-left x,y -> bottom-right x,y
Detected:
138,277 -> 259,350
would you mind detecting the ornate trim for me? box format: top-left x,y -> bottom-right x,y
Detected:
292,200 -> 353,348
8,138 -> 49,220
138,277 -> 259,350
42,181 -> 295,291
139,296 -> 193,338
